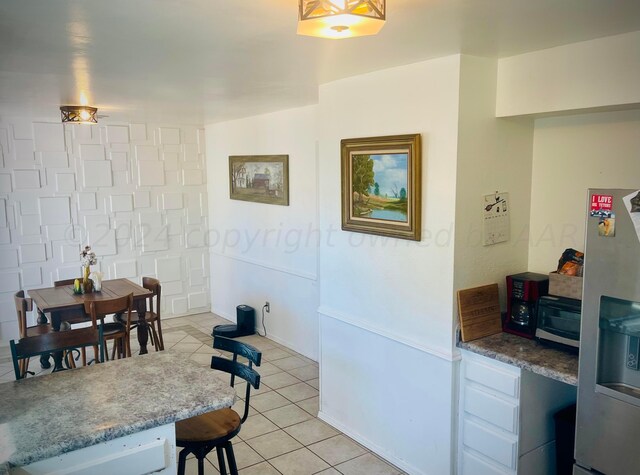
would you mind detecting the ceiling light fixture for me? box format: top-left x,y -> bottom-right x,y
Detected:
60,105 -> 98,124
297,0 -> 385,39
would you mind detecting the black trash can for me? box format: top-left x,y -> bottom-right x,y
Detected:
554,403 -> 577,475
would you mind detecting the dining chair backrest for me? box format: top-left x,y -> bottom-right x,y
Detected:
213,335 -> 262,368
54,278 -> 81,287
10,315 -> 103,380
212,336 -> 261,423
84,293 -> 134,325
142,277 -> 161,315
14,290 -> 33,338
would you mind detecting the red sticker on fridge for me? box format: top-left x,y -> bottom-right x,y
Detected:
591,194 -> 613,211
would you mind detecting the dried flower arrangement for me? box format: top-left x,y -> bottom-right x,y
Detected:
80,245 -> 98,267
80,245 -> 98,293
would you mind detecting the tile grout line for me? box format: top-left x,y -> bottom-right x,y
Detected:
183,316 -> 401,475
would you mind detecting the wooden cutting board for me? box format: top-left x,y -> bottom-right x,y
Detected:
457,283 -> 502,342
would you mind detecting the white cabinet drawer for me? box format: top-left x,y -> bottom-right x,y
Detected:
465,386 -> 519,433
463,419 -> 518,469
462,451 -> 513,475
465,359 -> 519,398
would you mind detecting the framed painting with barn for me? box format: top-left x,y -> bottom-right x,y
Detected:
229,155 -> 289,206
341,134 -> 421,241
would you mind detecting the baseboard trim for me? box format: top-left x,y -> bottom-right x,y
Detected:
318,410 -> 426,475
318,306 -> 458,362
210,306 -> 237,325
164,308 -> 214,320
264,332 -> 317,362
211,251 -> 317,281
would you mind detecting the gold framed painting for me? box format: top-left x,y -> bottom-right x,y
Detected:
341,134 -> 421,241
229,155 -> 289,206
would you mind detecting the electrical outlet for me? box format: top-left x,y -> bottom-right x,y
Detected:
265,301 -> 270,313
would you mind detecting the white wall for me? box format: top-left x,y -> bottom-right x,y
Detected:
198,32 -> 640,475
494,31 -> 640,272
454,55 -> 534,311
496,31 -> 640,117
528,109 -> 640,272
318,56 -> 462,475
206,105 -> 320,360
319,315 -> 456,474
0,118 -> 210,341
319,56 -> 462,355
204,55 -> 465,472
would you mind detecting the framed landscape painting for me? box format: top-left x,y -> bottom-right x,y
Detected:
341,134 -> 421,240
229,155 -> 289,206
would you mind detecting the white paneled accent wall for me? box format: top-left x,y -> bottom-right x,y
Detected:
0,119 -> 209,341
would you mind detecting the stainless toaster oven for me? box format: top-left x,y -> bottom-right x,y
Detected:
535,295 -> 582,348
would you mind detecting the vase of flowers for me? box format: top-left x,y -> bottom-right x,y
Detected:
80,245 -> 98,293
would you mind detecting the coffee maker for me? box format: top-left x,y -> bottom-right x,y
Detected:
504,272 -> 549,338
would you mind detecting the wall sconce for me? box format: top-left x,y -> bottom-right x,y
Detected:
60,105 -> 98,124
297,0 -> 385,39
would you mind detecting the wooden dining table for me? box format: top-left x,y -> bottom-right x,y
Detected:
28,278 -> 154,369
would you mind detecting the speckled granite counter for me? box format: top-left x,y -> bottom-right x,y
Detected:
0,351 -> 236,473
458,332 -> 579,386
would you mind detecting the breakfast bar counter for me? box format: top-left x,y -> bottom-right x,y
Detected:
0,351 -> 235,474
458,331 -> 579,386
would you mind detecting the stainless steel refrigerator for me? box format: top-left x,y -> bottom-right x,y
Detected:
574,188 -> 640,475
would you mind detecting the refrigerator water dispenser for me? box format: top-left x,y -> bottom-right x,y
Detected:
597,295 -> 640,404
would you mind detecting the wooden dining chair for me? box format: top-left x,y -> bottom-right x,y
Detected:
53,278 -> 80,287
129,277 -> 164,351
84,294 -> 133,361
14,290 -> 52,377
53,277 -> 96,366
10,314 -> 103,380
175,337 -> 261,475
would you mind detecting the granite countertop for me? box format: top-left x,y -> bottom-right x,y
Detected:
458,332 -> 579,386
0,351 -> 236,473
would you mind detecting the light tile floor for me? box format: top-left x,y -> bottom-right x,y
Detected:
0,312 -> 405,475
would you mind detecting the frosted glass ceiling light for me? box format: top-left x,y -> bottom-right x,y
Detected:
298,0 -> 385,39
60,105 -> 98,124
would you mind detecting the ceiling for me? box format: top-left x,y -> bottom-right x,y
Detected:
1,0 -> 639,125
